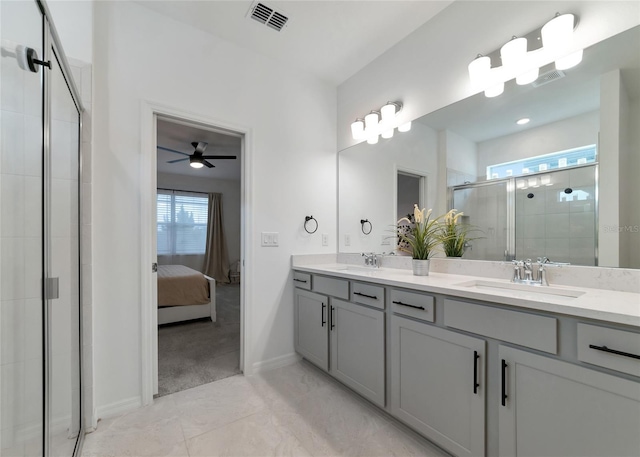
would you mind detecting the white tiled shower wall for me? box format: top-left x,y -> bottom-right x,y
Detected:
0,0 -> 94,453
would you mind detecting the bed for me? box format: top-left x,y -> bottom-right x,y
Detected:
157,264 -> 216,325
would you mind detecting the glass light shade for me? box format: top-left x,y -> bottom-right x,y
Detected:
555,49 -> 583,70
367,134 -> 379,145
190,161 -> 204,169
468,55 -> 491,87
500,37 -> 527,67
398,121 -> 412,133
381,129 -> 394,139
541,13 -> 574,51
516,67 -> 539,85
380,103 -> 397,122
364,112 -> 379,133
350,119 -> 365,140
484,82 -> 504,98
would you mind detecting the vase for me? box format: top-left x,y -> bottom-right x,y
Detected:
412,259 -> 430,276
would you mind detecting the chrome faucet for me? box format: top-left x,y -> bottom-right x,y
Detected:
361,252 -> 379,268
511,258 -> 548,286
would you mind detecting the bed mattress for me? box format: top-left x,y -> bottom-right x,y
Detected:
157,264 -> 210,307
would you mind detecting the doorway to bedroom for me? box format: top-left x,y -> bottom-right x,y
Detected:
154,116 -> 243,397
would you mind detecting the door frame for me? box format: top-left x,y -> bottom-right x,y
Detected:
139,101 -> 252,405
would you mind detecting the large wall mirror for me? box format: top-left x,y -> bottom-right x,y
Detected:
338,25 -> 639,268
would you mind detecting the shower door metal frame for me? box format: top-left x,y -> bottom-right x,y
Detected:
37,1 -> 86,456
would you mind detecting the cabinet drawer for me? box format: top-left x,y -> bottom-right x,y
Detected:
444,298 -> 557,354
292,272 -> 311,290
577,324 -> 640,377
351,281 -> 384,309
390,288 -> 434,322
314,275 -> 349,300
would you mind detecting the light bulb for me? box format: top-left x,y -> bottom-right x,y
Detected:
555,49 -> 583,70
350,119 -> 365,140
484,82 -> 504,98
367,134 -> 379,145
381,129 -> 394,139
398,121 -> 412,133
190,162 -> 204,169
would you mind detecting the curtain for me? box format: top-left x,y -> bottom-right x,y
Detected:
203,193 -> 230,284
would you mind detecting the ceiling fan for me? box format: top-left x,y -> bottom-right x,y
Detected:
158,142 -> 237,169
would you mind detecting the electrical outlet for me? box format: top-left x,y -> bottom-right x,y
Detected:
322,234 -> 328,246
261,232 -> 279,247
344,234 -> 351,246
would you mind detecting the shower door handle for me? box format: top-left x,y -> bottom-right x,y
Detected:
44,277 -> 59,300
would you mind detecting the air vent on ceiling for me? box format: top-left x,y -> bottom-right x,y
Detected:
531,69 -> 566,88
248,2 -> 289,32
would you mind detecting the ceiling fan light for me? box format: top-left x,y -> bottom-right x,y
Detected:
555,49 -> 583,70
189,155 -> 204,168
190,162 -> 204,169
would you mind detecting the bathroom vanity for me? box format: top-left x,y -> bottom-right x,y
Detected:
292,260 -> 640,457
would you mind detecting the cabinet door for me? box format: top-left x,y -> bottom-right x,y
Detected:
330,299 -> 385,407
294,289 -> 329,371
499,345 -> 640,457
391,315 -> 486,457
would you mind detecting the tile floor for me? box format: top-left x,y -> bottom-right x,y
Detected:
82,361 -> 449,457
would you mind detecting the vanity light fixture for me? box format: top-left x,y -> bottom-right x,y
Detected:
350,101 -> 409,143
469,13 -> 583,98
516,118 -> 530,125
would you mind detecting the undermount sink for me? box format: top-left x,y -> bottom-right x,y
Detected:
456,279 -> 586,298
331,265 -> 383,274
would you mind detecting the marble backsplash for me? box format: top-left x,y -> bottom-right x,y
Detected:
291,253 -> 640,294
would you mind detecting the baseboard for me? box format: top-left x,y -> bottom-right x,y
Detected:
252,352 -> 300,374
95,396 -> 141,422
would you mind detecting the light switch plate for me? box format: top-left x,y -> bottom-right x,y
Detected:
322,234 -> 328,246
344,234 -> 351,246
261,232 -> 279,247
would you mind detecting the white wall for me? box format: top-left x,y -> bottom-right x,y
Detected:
46,0 -> 93,64
625,98 -> 640,268
476,110 -> 600,177
157,172 -> 241,273
92,1 -> 336,415
337,1 -> 640,151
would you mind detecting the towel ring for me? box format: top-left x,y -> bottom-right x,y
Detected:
360,219 -> 372,235
304,216 -> 318,234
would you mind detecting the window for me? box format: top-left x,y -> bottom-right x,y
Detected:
486,144 -> 597,180
157,190 -> 209,255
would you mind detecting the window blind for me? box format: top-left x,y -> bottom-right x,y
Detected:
157,190 -> 209,255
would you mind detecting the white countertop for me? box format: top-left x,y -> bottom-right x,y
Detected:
293,263 -> 640,328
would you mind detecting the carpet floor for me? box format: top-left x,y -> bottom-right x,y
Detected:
157,283 -> 241,397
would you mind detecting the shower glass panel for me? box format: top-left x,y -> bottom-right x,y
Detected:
47,48 -> 81,457
452,182 -> 511,261
515,166 -> 597,265
1,1 -> 45,456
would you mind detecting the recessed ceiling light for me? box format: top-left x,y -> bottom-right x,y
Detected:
516,118 -> 530,125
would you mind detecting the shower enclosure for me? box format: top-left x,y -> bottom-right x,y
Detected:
451,165 -> 598,265
1,1 -> 84,456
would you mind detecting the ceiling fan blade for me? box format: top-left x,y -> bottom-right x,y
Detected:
203,160 -> 215,168
201,155 -> 237,160
157,146 -> 190,157
167,157 -> 189,164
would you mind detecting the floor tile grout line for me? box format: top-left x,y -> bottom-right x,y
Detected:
182,405 -> 270,444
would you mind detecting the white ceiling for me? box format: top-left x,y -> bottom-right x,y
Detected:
157,118 -> 242,180
134,0 -> 453,85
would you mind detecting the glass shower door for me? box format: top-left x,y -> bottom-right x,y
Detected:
46,41 -> 81,457
1,1 -> 45,456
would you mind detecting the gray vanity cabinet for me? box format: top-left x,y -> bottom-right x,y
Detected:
498,345 -> 640,457
390,315 -> 486,457
294,289 -> 329,371
330,298 -> 385,407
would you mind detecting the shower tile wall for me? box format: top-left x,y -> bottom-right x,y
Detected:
515,166 -> 597,265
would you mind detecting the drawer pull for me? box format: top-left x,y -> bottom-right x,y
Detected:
501,359 -> 508,406
588,344 -> 640,360
473,351 -> 480,394
293,278 -> 308,283
393,300 -> 425,310
354,291 -> 378,300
